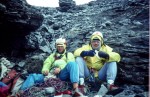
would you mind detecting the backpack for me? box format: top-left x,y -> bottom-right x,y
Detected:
1,67 -> 21,93
0,82 -> 9,97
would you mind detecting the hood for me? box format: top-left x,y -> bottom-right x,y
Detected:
90,31 -> 104,46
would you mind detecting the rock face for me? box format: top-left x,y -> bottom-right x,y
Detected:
58,0 -> 76,12
31,0 -> 148,85
0,0 -> 43,57
0,0 -> 149,91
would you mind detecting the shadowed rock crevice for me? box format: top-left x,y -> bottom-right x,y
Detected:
0,0 -> 44,57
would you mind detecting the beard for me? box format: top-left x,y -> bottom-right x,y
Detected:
92,45 -> 101,50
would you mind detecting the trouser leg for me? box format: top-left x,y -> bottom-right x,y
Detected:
75,57 -> 90,78
98,62 -> 117,82
59,62 -> 79,83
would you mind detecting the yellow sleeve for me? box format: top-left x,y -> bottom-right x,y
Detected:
104,45 -> 121,62
41,53 -> 55,73
66,52 -> 75,62
108,52 -> 121,62
74,45 -> 91,57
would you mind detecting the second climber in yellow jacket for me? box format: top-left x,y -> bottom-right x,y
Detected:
74,31 -> 121,91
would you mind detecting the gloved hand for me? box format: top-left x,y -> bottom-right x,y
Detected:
98,51 -> 109,59
80,50 -> 95,57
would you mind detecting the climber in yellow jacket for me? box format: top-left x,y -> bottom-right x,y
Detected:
74,31 -> 121,91
42,37 -> 84,96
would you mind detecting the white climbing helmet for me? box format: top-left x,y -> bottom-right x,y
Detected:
55,38 -> 66,48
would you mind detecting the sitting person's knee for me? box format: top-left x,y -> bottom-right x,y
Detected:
75,57 -> 83,61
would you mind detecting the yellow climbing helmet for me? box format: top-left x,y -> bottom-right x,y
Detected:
90,31 -> 104,45
91,31 -> 103,40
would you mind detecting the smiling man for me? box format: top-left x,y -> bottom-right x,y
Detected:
42,37 -> 84,96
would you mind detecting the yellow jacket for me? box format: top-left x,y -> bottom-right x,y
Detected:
42,51 -> 75,74
74,44 -> 121,72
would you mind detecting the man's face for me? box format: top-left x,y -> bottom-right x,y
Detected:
57,46 -> 65,53
91,40 -> 101,50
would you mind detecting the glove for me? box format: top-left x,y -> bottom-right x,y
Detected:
98,51 -> 109,59
80,50 -> 95,57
